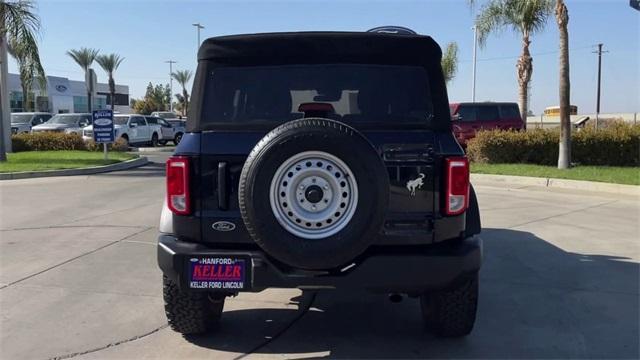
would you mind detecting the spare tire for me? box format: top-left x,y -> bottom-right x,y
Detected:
239,118 -> 389,270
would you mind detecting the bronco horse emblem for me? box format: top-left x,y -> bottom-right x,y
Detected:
406,173 -> 425,196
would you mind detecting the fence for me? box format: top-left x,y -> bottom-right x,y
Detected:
526,112 -> 638,129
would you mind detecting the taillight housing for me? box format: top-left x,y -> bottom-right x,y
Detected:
167,156 -> 191,215
444,157 -> 470,216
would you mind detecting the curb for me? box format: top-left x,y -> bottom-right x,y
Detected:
471,173 -> 640,196
131,147 -> 175,153
0,157 -> 149,180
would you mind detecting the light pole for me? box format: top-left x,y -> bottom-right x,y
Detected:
165,60 -> 177,112
192,23 -> 205,51
471,26 -> 478,102
593,43 -> 607,130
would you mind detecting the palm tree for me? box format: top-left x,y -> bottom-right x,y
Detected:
67,47 -> 99,112
556,0 -> 571,169
441,42 -> 459,84
96,53 -> 124,111
475,0 -> 554,128
8,38 -> 46,111
1,0 -> 45,160
171,70 -> 192,116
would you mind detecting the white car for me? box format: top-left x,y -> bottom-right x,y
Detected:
145,116 -> 186,145
82,114 -> 162,146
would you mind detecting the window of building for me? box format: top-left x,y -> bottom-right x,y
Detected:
73,96 -> 88,113
73,96 -> 106,111
9,91 -> 23,112
97,92 -> 130,106
95,97 -> 107,110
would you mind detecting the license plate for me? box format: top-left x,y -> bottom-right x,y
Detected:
188,256 -> 249,290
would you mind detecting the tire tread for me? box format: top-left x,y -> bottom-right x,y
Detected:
163,276 -> 224,335
421,274 -> 478,337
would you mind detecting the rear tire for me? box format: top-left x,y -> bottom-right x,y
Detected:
174,133 -> 183,145
151,133 -> 159,147
163,276 -> 225,335
420,273 -> 478,337
121,135 -> 129,146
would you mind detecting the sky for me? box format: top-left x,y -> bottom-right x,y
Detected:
9,0 -> 639,114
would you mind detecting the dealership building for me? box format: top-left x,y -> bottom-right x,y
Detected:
7,73 -> 131,114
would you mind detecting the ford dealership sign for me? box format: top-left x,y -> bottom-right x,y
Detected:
92,110 -> 114,143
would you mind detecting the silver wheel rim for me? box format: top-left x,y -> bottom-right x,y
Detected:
270,151 -> 358,240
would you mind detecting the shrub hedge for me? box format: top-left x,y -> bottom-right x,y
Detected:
84,138 -> 129,152
12,133 -> 86,152
466,122 -> 640,167
11,133 -> 129,152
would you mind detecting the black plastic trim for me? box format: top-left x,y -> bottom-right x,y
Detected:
157,234 -> 482,293
217,162 -> 228,210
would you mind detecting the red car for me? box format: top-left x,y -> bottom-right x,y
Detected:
449,102 -> 524,146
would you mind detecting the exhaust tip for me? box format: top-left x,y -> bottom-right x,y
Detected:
388,293 -> 403,303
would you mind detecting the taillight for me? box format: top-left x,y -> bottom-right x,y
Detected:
444,157 -> 469,216
167,156 -> 191,215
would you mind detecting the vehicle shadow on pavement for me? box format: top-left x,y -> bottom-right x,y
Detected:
94,163 -> 166,178
185,228 -> 639,359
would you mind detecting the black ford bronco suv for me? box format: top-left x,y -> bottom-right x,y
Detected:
158,31 -> 482,338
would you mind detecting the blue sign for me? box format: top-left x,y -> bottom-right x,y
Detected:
92,110 -> 114,143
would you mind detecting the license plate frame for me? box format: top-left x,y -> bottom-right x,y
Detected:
187,256 -> 251,291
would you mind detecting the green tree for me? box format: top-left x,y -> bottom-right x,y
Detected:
171,70 -> 193,116
96,53 -> 124,111
66,47 -> 99,111
556,0 -> 571,169
1,0 -> 46,160
132,82 -> 172,114
441,42 -> 459,84
475,0 -> 553,126
133,97 -> 157,115
174,93 -> 185,114
162,83 -> 171,109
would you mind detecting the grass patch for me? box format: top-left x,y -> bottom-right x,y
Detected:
0,151 -> 136,173
471,163 -> 640,186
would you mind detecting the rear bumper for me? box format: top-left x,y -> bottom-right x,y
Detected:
157,234 -> 482,294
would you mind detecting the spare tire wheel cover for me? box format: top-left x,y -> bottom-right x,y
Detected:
239,118 -> 389,270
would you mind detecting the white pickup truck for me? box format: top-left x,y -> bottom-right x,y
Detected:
145,116 -> 186,145
82,114 -> 162,146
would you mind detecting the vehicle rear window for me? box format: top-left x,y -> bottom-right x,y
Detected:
500,105 -> 521,119
168,120 -> 185,127
202,64 -> 433,126
456,105 -> 477,122
48,115 -> 84,125
11,114 -> 32,124
114,116 -> 129,125
477,106 -> 499,122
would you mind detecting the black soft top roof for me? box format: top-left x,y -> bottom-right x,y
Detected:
197,31 -> 442,67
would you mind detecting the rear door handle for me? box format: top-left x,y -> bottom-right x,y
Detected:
218,162 -> 228,210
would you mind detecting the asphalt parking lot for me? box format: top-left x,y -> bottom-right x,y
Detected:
1,153 -> 638,359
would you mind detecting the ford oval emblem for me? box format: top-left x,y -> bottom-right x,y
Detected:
55,84 -> 67,92
212,221 -> 235,232
94,118 -> 112,126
